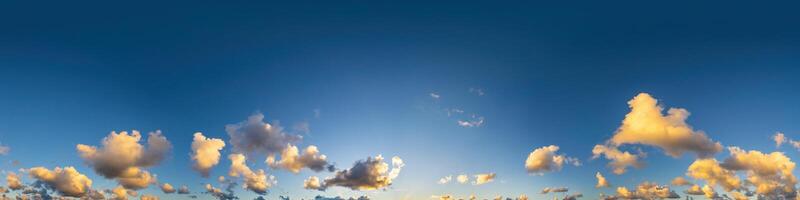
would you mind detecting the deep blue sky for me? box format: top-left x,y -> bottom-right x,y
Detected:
1,1 -> 799,199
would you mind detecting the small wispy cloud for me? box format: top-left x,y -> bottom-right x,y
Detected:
430,93 -> 441,99
469,88 -> 485,96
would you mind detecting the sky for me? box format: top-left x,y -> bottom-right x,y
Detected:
0,1 -> 800,200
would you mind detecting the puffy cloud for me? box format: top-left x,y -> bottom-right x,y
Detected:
596,172 -> 610,188
686,158 -> 741,191
472,173 -> 495,185
541,187 -> 568,194
607,93 -> 722,158
177,185 -> 190,194
720,146 -> 797,195
267,144 -> 332,173
701,184 -> 719,199
115,168 -> 157,190
111,185 -> 130,200
430,93 -> 441,99
684,184 -> 704,195
518,194 -> 528,200
670,177 -> 692,186
190,132 -> 226,177
140,194 -> 159,200
775,132 -> 787,148
228,154 -> 275,195
160,183 -> 175,194
437,175 -> 452,184
217,176 -> 225,183
225,113 -> 302,157
591,144 -> 644,175
456,174 -> 469,184
316,155 -> 404,191
27,166 -> 93,197
614,182 -> 680,199
76,130 -> 170,189
204,182 -> 238,200
7,172 -> 23,190
304,176 -> 322,190
525,145 -> 580,174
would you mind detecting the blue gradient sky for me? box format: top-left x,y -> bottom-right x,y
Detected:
1,1 -> 799,199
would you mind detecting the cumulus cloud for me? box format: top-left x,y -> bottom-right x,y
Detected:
774,132 -> 786,148
205,183 -> 237,200
472,173 -> 496,185
191,132 -> 226,177
76,130 -> 170,189
226,113 -> 302,157
140,194 -> 159,200
596,172 -> 610,188
684,184 -> 704,195
720,146 -> 797,195
304,176 -> 322,190
437,175 -> 452,184
267,144 -> 332,173
671,177 -> 692,186
541,187 -> 568,194
27,166 -> 93,198
456,174 -> 469,184
228,153 -> 275,195
7,172 -> 23,190
160,183 -> 175,194
526,145 -> 579,174
313,155 -> 404,191
591,144 -> 644,175
701,184 -> 719,199
430,93 -> 441,99
111,185 -> 130,200
607,93 -> 722,158
686,158 -> 741,191
613,182 -> 680,199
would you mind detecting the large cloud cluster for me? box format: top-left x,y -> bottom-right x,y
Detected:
608,93 -> 722,158
27,166 -> 93,198
525,145 -> 580,175
191,132 -> 226,177
309,155 -> 404,191
267,144 -> 332,173
721,147 -> 797,195
228,153 -> 276,195
687,146 -> 798,197
76,130 -> 170,190
225,113 -> 302,157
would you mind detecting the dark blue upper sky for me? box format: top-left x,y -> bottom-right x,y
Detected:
0,1 -> 799,199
